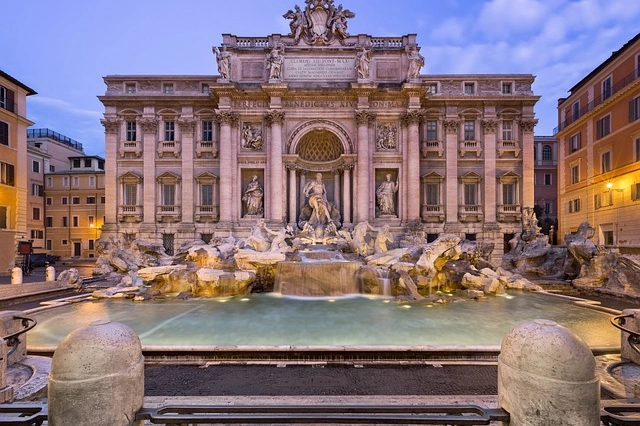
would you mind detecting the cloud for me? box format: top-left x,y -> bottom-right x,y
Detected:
477,0 -> 553,40
29,96 -> 102,121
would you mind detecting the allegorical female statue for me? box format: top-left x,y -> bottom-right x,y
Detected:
376,173 -> 399,216
242,175 -> 263,216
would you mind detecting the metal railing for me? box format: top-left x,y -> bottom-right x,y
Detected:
2,316 -> 36,357
602,404 -> 640,425
611,313 -> 640,356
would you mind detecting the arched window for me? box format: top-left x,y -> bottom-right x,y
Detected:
542,145 -> 552,161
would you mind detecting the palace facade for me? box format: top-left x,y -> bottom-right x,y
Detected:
99,1 -> 539,262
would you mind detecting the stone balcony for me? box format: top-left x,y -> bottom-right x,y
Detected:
458,204 -> 484,222
421,140 -> 444,158
459,140 -> 482,157
157,140 -> 181,158
421,204 -> 445,222
156,205 -> 181,222
497,204 -> 522,222
497,140 -> 521,157
195,205 -> 220,222
117,205 -> 142,222
195,140 -> 219,158
119,141 -> 142,158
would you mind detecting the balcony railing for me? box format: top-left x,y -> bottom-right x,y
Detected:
157,140 -> 181,158
195,205 -> 220,222
497,140 -> 521,157
421,204 -> 445,222
555,67 -> 640,133
497,204 -> 522,222
117,205 -> 142,222
421,140 -> 444,157
459,140 -> 482,157
195,140 -> 219,158
156,205 -> 181,222
458,204 -> 483,222
27,128 -> 83,151
119,140 -> 142,158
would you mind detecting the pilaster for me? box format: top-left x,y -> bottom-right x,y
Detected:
482,119 -> 498,223
179,118 -> 196,227
355,109 -> 375,222
101,118 -> 119,231
444,119 -> 460,223
216,110 -> 239,224
140,118 -> 157,225
520,119 -> 537,208
402,110 -> 423,221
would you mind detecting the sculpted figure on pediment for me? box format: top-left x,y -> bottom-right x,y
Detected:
213,45 -> 232,80
283,0 -> 355,45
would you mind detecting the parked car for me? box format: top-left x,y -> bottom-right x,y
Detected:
29,253 -> 60,267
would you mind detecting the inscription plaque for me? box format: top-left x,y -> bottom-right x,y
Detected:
284,57 -> 356,80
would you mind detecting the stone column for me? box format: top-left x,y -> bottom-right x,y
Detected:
443,120 -> 460,224
403,110 -> 422,221
179,119 -> 196,230
216,110 -> 238,224
140,118 -> 158,225
100,118 -> 119,233
287,163 -> 297,226
520,119 -> 537,208
266,110 -> 285,224
333,171 -> 341,209
343,165 -> 352,226
355,110 -> 374,222
482,119 -> 498,223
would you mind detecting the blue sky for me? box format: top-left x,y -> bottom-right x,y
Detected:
2,0 -> 639,156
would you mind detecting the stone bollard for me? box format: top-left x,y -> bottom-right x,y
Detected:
48,320 -> 144,426
498,319 -> 600,425
45,265 -> 55,282
10,267 -> 22,285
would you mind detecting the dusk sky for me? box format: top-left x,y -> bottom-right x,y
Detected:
2,0 -> 639,156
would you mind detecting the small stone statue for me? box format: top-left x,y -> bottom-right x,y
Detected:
406,46 -> 425,80
373,224 -> 394,254
267,43 -> 285,81
213,45 -> 231,80
355,46 -> 372,80
376,174 -> 399,216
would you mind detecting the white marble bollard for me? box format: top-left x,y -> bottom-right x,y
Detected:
498,319 -> 600,425
48,319 -> 144,426
10,267 -> 21,285
45,265 -> 55,282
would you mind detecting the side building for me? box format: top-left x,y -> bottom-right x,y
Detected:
556,32 -> 640,250
45,156 -> 105,259
27,128 -> 85,251
533,135 -> 558,243
0,70 -> 36,273
99,2 -> 539,263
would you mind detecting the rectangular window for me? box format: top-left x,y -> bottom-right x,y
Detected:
201,184 -> 213,206
89,239 -> 95,250
544,173 -> 552,185
72,176 -> 79,187
572,101 -> 580,121
101,196 -> 106,204
201,84 -> 210,94
72,216 -> 79,227
46,177 -> 53,187
602,76 -> 612,101
88,215 -> 94,226
45,217 -> 53,227
0,121 -> 8,146
125,83 -> 136,93
502,82 -> 512,94
569,198 -> 581,213
502,183 -> 515,205
46,197 -> 52,206
636,138 -> 640,162
126,121 -> 137,141
463,82 -> 475,94
73,159 -> 81,168
46,240 -> 52,250
84,159 -> 91,168
596,115 -> 611,139
603,230 -> 614,245
544,203 -> 551,214
0,206 -> 6,229
426,83 -> 438,94
62,217 -> 68,227
426,183 -> 439,205
89,176 -> 95,186
464,121 -> 475,141
570,133 -> 581,152
502,120 -> 513,140
0,162 -> 14,186
202,121 -> 213,141
72,196 -> 80,205
164,121 -> 175,141
63,176 -> 69,187
86,196 -> 96,204
571,164 -> 580,184
124,184 -> 137,205
62,239 -> 68,246
49,165 -> 55,172
162,83 -> 174,94
601,151 -> 612,173
464,183 -> 477,205
61,196 -> 68,205
32,207 -> 40,220
426,120 -> 437,141
629,97 -> 640,122
32,160 -> 40,173
163,184 -> 175,206
0,85 -> 14,112
31,184 -> 44,196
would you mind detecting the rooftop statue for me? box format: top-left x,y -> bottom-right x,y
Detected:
283,0 -> 355,45
213,45 -> 231,80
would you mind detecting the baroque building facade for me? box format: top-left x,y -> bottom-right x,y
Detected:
99,1 -> 538,262
556,32 -> 640,250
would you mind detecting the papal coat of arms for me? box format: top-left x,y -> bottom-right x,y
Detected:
283,0 -> 355,45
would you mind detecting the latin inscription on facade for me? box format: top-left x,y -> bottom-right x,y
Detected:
284,58 -> 356,80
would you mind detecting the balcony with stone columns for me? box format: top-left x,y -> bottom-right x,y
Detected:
119,140 -> 142,158
195,140 -> 218,158
421,204 -> 445,222
117,205 -> 143,223
421,140 -> 444,157
157,140 -> 181,158
195,205 -> 220,222
459,140 -> 482,157
156,205 -> 181,223
497,204 -> 522,222
497,140 -> 521,157
458,204 -> 484,222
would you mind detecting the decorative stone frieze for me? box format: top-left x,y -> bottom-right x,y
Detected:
178,119 -> 196,133
101,118 -> 119,134
519,119 -> 537,133
139,118 -> 158,133
401,110 -> 422,126
376,124 -> 398,150
443,119 -> 460,133
215,110 -> 239,125
354,109 -> 375,126
482,120 -> 498,133
265,110 -> 285,126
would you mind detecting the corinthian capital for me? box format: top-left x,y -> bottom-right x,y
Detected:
401,110 -> 422,126
265,110 -> 285,126
355,109 -> 375,126
139,118 -> 158,133
443,119 -> 460,134
178,119 -> 196,132
481,120 -> 498,133
100,118 -> 120,134
215,110 -> 239,125
519,119 -> 537,133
